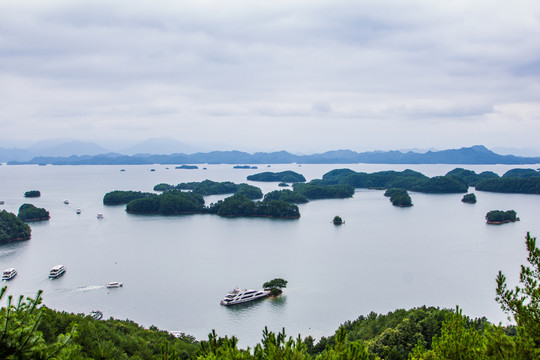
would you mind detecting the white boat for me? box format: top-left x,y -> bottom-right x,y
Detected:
220,288 -> 270,306
106,281 -> 123,288
76,208 -> 81,214
64,199 -> 69,204
97,213 -> 104,219
2,268 -> 17,281
49,265 -> 66,279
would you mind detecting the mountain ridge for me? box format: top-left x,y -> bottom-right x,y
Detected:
6,145 -> 540,165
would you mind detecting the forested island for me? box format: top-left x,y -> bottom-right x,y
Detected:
3,232 -> 540,359
24,190 -> 41,198
0,210 -> 31,243
263,189 -> 309,204
103,190 -> 155,205
176,165 -> 198,169
153,180 -> 263,199
447,167 -> 540,194
124,190 -> 299,218
485,210 -> 519,224
461,193 -> 477,204
17,203 -> 50,221
247,171 -> 306,183
384,188 -> 413,207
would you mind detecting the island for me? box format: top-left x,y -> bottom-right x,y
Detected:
332,216 -> 344,225
461,193 -> 477,204
321,169 -> 468,194
18,204 -> 50,221
125,191 -> 299,219
0,210 -> 31,243
485,210 -> 519,224
175,165 -> 198,169
247,170 -> 306,183
384,188 -> 413,207
292,182 -> 354,199
153,180 -> 263,199
103,190 -> 156,205
263,189 -> 308,204
24,190 -> 41,198
233,165 -> 258,169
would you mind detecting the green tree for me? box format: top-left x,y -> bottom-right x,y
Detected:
496,232 -> 540,350
0,286 -> 77,359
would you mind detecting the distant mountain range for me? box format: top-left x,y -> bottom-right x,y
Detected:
5,145 -> 540,165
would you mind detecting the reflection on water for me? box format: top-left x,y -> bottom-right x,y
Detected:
268,295 -> 287,308
223,298 -> 267,313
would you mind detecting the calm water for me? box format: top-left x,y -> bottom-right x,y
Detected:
1,163 -> 539,347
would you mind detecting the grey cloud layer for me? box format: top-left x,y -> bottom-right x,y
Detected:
1,0 -> 539,151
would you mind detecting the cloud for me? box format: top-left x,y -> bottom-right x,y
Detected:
0,0 -> 539,150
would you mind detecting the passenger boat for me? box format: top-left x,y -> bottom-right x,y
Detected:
220,288 -> 270,306
2,268 -> 17,281
76,208 -> 81,214
106,281 -> 123,288
49,265 -> 66,279
97,213 -> 104,219
64,200 -> 69,204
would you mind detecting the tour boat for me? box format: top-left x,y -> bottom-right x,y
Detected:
106,281 -> 123,288
2,268 -> 17,281
49,265 -> 66,279
97,213 -> 104,219
76,208 -> 81,214
220,288 -> 270,306
64,200 -> 69,204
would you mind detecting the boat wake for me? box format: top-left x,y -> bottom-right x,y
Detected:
74,285 -> 105,292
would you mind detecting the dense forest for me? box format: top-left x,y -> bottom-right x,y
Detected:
263,189 -> 309,204
384,188 -> 413,207
1,233 -> 539,359
485,210 -> 518,224
103,191 -> 156,205
448,167 -> 540,194
18,203 -> 50,221
0,210 -> 31,244
24,190 -> 41,198
461,193 -> 477,204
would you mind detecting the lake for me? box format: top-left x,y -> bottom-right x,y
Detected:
1,163 -> 539,347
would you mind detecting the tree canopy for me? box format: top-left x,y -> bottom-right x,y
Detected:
18,203 -> 50,221
0,210 -> 31,244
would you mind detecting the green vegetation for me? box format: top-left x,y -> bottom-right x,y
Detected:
235,184 -> 264,200
445,168 -> 499,186
293,182 -> 355,199
332,216 -> 343,225
321,169 -> 468,194
485,210 -> 518,224
263,278 -> 288,296
0,210 -> 31,243
103,190 -> 156,205
278,182 -> 289,187
234,165 -> 257,169
209,195 -> 300,218
24,190 -> 41,198
176,180 -> 239,195
263,189 -> 308,204
502,168 -> 540,178
126,190 -> 205,214
384,188 -> 412,207
18,203 -> 50,221
476,177 -> 540,194
175,165 -> 198,169
247,171 -> 306,183
154,183 -> 174,191
461,193 -> 477,204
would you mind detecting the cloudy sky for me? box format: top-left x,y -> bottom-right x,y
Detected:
1,0 -> 539,153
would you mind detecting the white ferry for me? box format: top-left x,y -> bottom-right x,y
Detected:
106,281 -> 123,288
49,265 -> 66,279
220,288 -> 270,306
97,213 -> 104,219
64,200 -> 69,204
2,268 -> 17,281
76,208 -> 81,214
